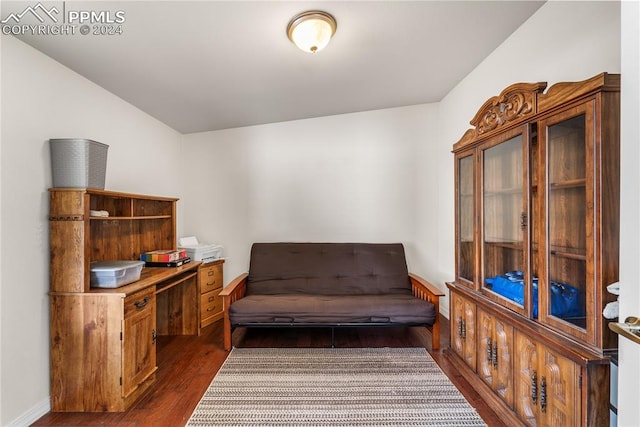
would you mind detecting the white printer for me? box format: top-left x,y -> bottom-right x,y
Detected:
178,236 -> 223,263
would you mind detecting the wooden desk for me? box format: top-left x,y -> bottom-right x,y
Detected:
50,262 -> 202,412
48,189 -> 211,412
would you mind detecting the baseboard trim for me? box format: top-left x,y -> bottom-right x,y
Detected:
6,397 -> 50,427
440,305 -> 449,320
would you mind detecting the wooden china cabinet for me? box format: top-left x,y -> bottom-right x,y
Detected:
447,73 -> 619,426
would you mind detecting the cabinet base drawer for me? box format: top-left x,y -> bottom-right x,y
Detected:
199,262 -> 223,293
200,289 -> 223,326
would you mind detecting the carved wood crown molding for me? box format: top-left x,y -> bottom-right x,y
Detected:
453,81 -> 546,150
453,73 -> 619,151
471,82 -> 548,136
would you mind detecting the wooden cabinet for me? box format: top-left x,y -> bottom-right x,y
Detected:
450,291 -> 477,370
122,287 -> 157,399
514,331 -> 580,426
198,260 -> 225,329
447,73 -> 619,426
537,97 -> 620,350
477,308 -> 514,408
50,293 -> 131,412
49,189 -> 203,412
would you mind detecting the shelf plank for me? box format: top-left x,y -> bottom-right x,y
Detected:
484,186 -> 522,196
90,215 -> 173,220
550,248 -> 587,261
484,241 -> 523,250
549,178 -> 586,189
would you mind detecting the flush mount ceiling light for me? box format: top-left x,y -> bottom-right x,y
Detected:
287,10 -> 337,54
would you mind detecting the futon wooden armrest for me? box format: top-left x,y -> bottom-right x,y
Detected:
219,273 -> 248,298
409,273 -> 445,350
220,273 -> 248,351
409,273 -> 445,300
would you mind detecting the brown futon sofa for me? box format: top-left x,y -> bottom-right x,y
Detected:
219,242 -> 444,351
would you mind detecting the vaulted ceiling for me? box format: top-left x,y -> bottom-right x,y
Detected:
6,1 -> 545,133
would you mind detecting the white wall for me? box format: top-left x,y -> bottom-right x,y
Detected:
436,0 -> 628,424
432,1 -> 620,312
181,104 -> 439,285
618,1 -> 640,426
0,0 -> 631,425
184,0 -> 626,422
181,2 -> 623,326
434,0 -> 621,290
437,0 -> 621,224
0,36 -> 183,426
0,27 -> 4,427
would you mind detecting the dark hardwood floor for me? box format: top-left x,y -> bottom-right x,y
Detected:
32,316 -> 507,427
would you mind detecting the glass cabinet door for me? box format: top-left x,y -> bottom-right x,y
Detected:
539,103 -> 593,341
481,129 -> 530,316
456,153 -> 475,286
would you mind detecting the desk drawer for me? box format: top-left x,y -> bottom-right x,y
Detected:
199,263 -> 222,293
200,289 -> 223,324
124,287 -> 155,318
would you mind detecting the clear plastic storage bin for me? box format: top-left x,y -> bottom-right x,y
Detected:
90,260 -> 144,288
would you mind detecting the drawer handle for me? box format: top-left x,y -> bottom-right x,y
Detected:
206,281 -> 216,286
492,342 -> 498,368
208,296 -> 215,302
134,296 -> 149,309
540,376 -> 547,413
208,270 -> 215,276
207,307 -> 217,312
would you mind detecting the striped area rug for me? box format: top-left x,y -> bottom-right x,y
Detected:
187,347 -> 487,426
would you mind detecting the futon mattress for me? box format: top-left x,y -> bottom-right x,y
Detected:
228,293 -> 437,325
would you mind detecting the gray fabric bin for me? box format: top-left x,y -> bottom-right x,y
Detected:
50,138 -> 108,189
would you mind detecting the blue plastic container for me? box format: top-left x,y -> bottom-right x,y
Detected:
488,275 -> 583,319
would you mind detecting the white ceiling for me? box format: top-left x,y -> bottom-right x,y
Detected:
6,1 -> 545,134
